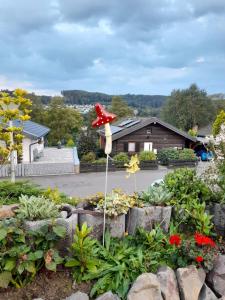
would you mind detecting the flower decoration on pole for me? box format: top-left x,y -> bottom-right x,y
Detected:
125,154 -> 140,191
92,103 -> 116,245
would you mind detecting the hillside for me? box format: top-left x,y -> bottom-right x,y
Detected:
61,90 -> 167,108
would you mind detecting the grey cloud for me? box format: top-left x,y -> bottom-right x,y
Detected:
0,0 -> 224,95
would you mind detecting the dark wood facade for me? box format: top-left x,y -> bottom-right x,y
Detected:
100,122 -> 196,155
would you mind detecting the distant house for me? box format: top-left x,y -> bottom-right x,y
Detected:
98,117 -> 197,155
0,120 -> 50,163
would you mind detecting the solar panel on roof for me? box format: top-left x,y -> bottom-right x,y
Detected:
125,120 -> 140,128
118,119 -> 134,127
111,125 -> 123,134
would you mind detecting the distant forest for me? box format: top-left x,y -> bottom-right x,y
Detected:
61,90 -> 167,108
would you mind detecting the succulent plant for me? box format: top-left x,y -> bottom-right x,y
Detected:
140,184 -> 172,206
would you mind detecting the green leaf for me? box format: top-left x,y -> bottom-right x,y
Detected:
0,271 -> 12,288
28,250 -> 43,261
0,228 -> 7,241
65,259 -> 80,267
53,225 -> 66,238
4,259 -> 16,271
17,263 -> 25,274
46,261 -> 57,272
25,261 -> 36,274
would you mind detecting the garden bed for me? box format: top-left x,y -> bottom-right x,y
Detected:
80,160 -> 158,173
80,162 -> 126,173
166,159 -> 198,168
140,160 -> 158,170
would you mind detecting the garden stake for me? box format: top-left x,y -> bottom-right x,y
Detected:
92,103 -> 116,246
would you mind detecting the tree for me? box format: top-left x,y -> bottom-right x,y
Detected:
28,93 -> 47,124
161,84 -> 215,131
109,96 -> 134,119
0,89 -> 32,182
44,97 -> 83,145
212,110 -> 225,136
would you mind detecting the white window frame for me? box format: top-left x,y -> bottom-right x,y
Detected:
144,142 -> 153,152
128,142 -> 136,152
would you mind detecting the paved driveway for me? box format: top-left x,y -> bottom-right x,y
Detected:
26,167 -> 170,197
22,161 -> 209,198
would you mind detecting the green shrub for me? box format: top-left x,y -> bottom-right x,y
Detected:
66,139 -> 75,148
0,218 -> 65,288
157,148 -> 179,164
93,158 -> 107,164
113,152 -> 129,165
0,181 -> 43,206
16,195 -> 60,221
139,151 -> 156,161
164,168 -> 214,234
164,168 -> 212,203
81,151 -> 96,163
178,148 -> 197,161
140,183 -> 172,206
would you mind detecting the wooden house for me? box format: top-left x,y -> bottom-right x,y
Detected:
98,117 -> 197,154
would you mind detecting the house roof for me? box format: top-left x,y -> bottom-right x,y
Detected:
12,120 -> 50,139
98,117 -> 197,142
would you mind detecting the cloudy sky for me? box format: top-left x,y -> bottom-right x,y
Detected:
0,0 -> 225,96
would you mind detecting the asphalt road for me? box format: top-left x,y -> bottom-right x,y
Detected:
26,167 -> 170,197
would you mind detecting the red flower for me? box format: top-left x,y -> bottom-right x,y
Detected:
194,233 -> 216,248
169,234 -> 181,246
196,256 -> 204,263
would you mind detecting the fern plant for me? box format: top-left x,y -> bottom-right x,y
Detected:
140,184 -> 172,206
16,195 -> 60,221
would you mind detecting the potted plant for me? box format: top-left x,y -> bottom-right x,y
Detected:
15,195 -> 78,253
139,151 -> 158,170
78,189 -> 136,240
127,183 -> 172,235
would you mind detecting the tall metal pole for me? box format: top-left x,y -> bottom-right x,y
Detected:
9,120 -> 16,183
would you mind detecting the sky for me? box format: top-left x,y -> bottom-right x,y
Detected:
0,0 -> 225,96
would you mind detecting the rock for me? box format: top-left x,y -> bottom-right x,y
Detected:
60,211 -> 68,219
0,204 -> 18,219
127,206 -> 172,235
209,204 -> 225,236
176,265 -> 205,300
95,291 -> 120,300
199,284 -> 218,300
157,266 -> 179,300
24,213 -> 78,255
79,214 -> 125,240
127,273 -> 162,300
64,291 -> 89,300
207,255 -> 225,296
33,298 -> 44,300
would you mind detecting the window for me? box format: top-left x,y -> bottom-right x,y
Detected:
128,142 -> 136,152
147,128 -> 152,134
144,142 -> 153,151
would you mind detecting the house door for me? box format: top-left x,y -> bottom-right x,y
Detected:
144,142 -> 153,151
